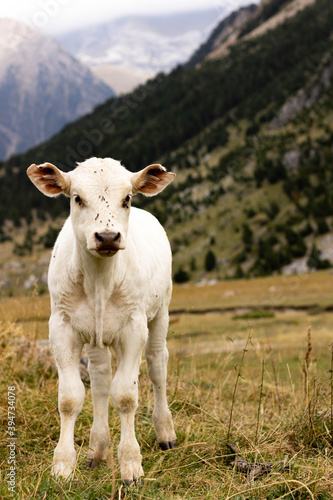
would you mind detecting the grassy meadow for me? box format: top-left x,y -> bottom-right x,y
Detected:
0,271 -> 333,498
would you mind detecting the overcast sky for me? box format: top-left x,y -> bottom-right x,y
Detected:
0,0 -> 258,34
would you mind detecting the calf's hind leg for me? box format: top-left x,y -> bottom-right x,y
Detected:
146,308 -> 177,450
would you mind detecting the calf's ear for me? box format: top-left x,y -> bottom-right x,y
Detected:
27,162 -> 71,197
131,164 -> 175,197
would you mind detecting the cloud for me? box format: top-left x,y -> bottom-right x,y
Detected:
0,0 -> 257,34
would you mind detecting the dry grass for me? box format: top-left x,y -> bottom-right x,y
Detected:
0,273 -> 333,498
171,269 -> 333,311
2,269 -> 333,343
0,293 -> 49,340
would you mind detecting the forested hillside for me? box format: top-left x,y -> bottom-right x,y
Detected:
1,0 -> 333,286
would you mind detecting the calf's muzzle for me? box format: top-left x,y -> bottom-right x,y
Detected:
94,231 -> 122,253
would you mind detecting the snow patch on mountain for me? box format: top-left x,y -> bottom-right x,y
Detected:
57,10 -> 227,76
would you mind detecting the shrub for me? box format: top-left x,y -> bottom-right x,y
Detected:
267,160 -> 287,184
246,122 -> 260,136
244,207 -> 256,219
205,250 -> 217,272
316,217 -> 330,235
307,244 -> 331,269
300,222 -> 313,237
173,268 -> 190,283
252,238 -> 292,275
232,250 -> 247,265
190,257 -> 197,271
233,263 -> 244,279
266,201 -> 280,220
242,223 -> 253,247
254,164 -> 266,187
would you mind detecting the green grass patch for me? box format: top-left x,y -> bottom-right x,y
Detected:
232,310 -> 275,320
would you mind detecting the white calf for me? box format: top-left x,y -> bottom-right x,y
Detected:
27,157 -> 177,484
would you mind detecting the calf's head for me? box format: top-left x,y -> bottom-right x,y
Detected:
27,157 -> 175,257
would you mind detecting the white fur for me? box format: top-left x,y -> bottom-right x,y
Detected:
27,157 -> 176,483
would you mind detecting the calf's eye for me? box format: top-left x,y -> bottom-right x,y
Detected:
122,194 -> 132,208
74,195 -> 83,206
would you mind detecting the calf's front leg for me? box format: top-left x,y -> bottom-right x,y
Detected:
85,344 -> 112,468
111,316 -> 147,484
50,314 -> 85,479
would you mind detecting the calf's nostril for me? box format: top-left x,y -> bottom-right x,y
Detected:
95,232 -> 104,243
94,231 -> 122,251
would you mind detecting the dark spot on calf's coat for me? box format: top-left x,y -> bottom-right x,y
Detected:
60,399 -> 74,416
118,397 -> 135,413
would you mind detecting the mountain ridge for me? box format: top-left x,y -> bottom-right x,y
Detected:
185,4 -> 258,67
0,18 -> 115,160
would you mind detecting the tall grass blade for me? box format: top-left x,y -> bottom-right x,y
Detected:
227,326 -> 252,440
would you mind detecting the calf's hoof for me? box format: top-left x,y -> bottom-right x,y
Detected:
123,478 -> 144,487
118,440 -> 143,484
120,460 -> 144,485
86,458 -> 101,469
52,460 -> 74,479
159,440 -> 177,451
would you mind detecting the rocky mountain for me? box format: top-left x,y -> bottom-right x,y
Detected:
0,0 -> 333,290
0,19 -> 114,160
186,0 -> 317,66
185,4 -> 258,67
56,9 -> 227,77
